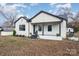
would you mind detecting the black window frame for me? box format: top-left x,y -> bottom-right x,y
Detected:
48,25 -> 52,31
19,25 -> 25,31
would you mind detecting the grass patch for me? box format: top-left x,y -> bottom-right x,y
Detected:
0,36 -> 79,56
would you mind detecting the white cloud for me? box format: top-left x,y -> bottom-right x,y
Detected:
0,3 -> 28,19
49,3 -> 56,8
30,3 -> 39,6
48,10 -> 53,13
11,4 -> 27,8
49,3 -> 57,6
56,3 -> 71,9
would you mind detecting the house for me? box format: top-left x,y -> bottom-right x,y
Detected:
15,11 -> 67,40
14,16 -> 30,36
0,27 -> 3,35
0,27 -> 2,31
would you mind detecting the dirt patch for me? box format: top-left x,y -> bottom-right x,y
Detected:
0,36 -> 79,56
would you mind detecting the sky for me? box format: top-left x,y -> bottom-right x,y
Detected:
0,3 -> 79,26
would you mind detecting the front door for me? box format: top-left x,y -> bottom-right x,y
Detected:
33,25 -> 35,34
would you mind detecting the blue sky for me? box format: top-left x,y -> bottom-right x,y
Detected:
0,3 -> 79,26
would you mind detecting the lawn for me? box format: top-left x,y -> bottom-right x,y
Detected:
0,36 -> 79,56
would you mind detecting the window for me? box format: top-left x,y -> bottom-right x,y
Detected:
19,25 -> 25,31
38,25 -> 42,31
48,25 -> 52,31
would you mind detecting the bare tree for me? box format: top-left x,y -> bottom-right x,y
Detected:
0,8 -> 18,28
74,11 -> 79,21
55,5 -> 74,22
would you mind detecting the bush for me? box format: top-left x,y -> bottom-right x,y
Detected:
74,27 -> 79,32
13,30 -> 16,36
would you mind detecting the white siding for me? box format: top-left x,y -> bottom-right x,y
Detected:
32,13 -> 61,23
44,23 -> 59,35
28,22 -> 33,36
14,12 -> 67,40
39,35 -> 62,40
33,23 -> 59,36
15,18 -> 29,36
61,20 -> 67,38
32,20 -> 67,40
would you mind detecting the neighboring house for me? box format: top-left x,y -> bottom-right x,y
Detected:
0,27 -> 3,35
15,11 -> 67,40
0,27 -> 2,31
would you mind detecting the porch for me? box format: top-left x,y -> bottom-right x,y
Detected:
31,22 -> 62,40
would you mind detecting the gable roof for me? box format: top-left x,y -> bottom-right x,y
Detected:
30,11 -> 67,22
14,16 -> 29,24
0,27 -> 2,28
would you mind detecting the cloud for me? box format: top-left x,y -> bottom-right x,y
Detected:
0,3 -> 28,19
56,3 -> 71,9
11,4 -> 27,8
49,3 -> 55,8
48,10 -> 53,13
49,3 -> 57,6
30,3 -> 39,6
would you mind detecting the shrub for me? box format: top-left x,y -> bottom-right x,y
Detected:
13,30 -> 16,36
74,27 -> 79,32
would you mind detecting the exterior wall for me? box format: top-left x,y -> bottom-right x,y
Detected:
14,12 -> 67,40
61,20 -> 67,38
28,22 -> 33,36
67,28 -> 74,33
32,13 -> 61,23
31,20 -> 67,40
15,18 -> 29,36
33,23 -> 59,36
44,23 -> 59,35
38,35 -> 62,40
1,31 -> 13,36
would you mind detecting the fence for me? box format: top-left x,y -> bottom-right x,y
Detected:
1,31 -> 13,36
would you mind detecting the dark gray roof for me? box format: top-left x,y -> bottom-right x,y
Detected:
14,16 -> 29,24
14,11 -> 67,23
29,11 -> 67,22
0,27 -> 2,28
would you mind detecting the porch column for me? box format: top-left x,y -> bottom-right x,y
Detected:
42,24 -> 44,35
59,23 -> 61,36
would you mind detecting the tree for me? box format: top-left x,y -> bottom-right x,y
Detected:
0,9 -> 18,27
54,4 -> 74,22
74,11 -> 79,21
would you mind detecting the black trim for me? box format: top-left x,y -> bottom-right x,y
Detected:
30,11 -> 67,21
14,16 -> 29,24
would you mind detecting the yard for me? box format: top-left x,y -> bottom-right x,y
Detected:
0,36 -> 79,56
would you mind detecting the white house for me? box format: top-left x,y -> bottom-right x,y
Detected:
15,11 -> 67,40
15,16 -> 30,36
